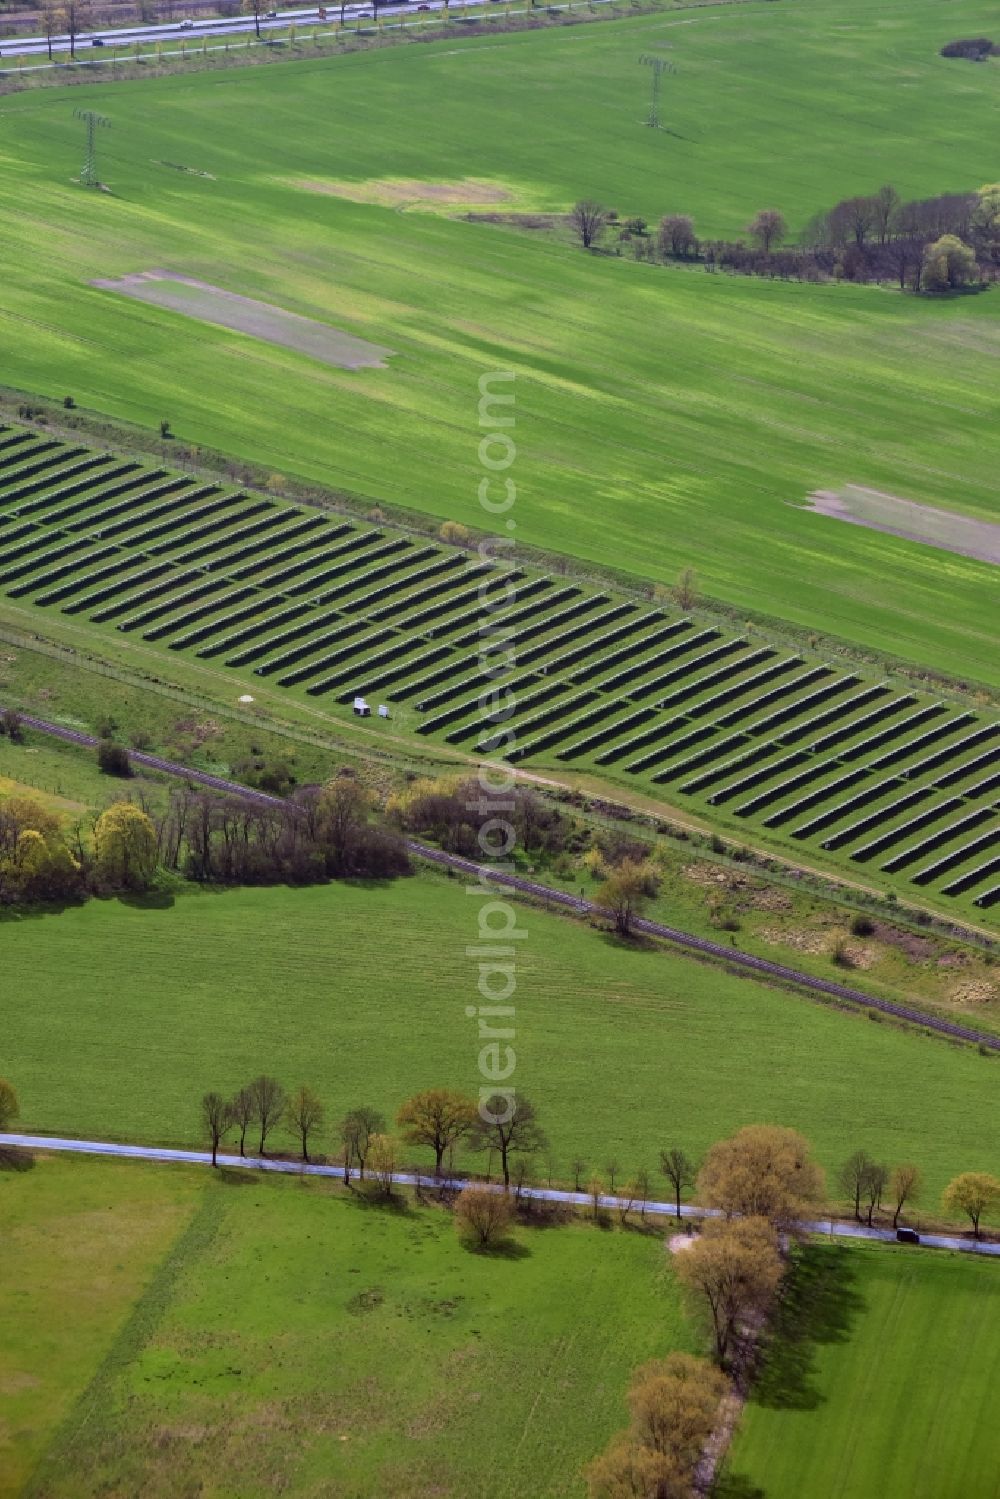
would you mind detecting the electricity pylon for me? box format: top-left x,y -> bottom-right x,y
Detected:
638,54 -> 676,130
74,109 -> 110,188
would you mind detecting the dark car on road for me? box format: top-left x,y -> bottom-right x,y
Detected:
896,1228 -> 920,1245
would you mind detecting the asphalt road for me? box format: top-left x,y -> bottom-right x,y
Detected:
6,1132 -> 998,1255
5,699 -> 999,1052
5,0 -> 502,56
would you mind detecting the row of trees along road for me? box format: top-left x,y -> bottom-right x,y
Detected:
200,1084 -> 547,1182
196,1073 -> 1000,1242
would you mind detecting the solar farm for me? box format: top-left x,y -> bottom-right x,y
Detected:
2,423 -> 997,916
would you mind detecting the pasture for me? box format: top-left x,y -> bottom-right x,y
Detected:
3,424 -> 998,918
721,1242 -> 1000,1499
5,876 -> 1000,1210
7,1153 -> 691,1499
0,0 -> 999,682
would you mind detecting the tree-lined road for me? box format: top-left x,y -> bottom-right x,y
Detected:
4,699 -> 999,1052
6,1132 -> 999,1255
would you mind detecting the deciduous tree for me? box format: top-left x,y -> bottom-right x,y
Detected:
698,1124 -> 825,1228
943,1172 -> 1000,1238
229,1085 -> 254,1157
396,1088 -> 477,1175
455,1183 -> 514,1247
340,1106 -> 384,1179
368,1133 -> 399,1197
474,1094 -> 546,1188
201,1091 -> 231,1167
675,1216 -> 783,1363
249,1074 -> 286,1156
747,209 -> 787,254
839,1150 -> 874,1222
890,1163 -> 922,1229
287,1085 -> 325,1162
571,200 -> 608,250
94,803 -> 157,891
921,234 -> 979,292
597,858 -> 660,938
660,1147 -> 696,1222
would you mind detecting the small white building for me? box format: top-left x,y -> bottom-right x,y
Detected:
353,696 -> 371,717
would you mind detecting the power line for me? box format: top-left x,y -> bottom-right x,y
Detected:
74,109 -> 110,188
638,53 -> 676,130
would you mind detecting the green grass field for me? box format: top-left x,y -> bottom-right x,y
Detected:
2,0 -> 999,683
8,1153 -> 692,1499
721,1242 -> 1000,1499
6,876 -> 1000,1210
0,1153 -> 202,1499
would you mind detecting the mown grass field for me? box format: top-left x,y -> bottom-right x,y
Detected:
0,1153 -> 203,1499
1,0 -> 999,682
7,1153 -> 692,1499
6,876 -> 1000,1210
720,1242 -> 1000,1499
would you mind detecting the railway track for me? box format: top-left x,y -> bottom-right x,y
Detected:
6,701 -> 999,1051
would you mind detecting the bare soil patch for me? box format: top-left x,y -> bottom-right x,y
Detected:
801,485 -> 1000,566
92,271 -> 394,371
295,176 -> 511,208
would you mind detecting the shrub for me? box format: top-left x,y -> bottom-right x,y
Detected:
940,37 -> 996,60
922,234 -> 979,292
97,742 -> 132,778
439,520 -> 471,547
455,1184 -> 515,1247
0,709 -> 24,743
850,913 -> 876,937
159,419 -> 172,439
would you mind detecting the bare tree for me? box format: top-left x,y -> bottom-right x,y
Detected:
659,214 -> 697,259
674,565 -> 698,611
890,1163 -> 922,1229
605,1158 -> 621,1193
341,1106 -> 385,1179
474,1094 -> 547,1188
747,209 -> 787,254
286,1085 -> 325,1163
872,183 -> 901,244
249,1074 -> 286,1156
863,1161 -> 889,1227
660,1147 -> 696,1222
572,1157 -> 588,1192
570,200 -> 608,250
229,1086 -> 254,1157
201,1091 -> 231,1168
838,1150 -> 874,1222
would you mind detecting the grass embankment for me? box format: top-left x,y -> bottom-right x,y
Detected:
721,1242 -> 1000,1499
5,876 -> 1000,1211
1,0 -> 999,682
5,1153 -> 690,1499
